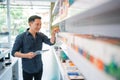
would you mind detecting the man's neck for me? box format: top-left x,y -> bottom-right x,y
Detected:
28,29 -> 36,38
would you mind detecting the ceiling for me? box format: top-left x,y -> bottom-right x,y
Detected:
0,0 -> 56,9
11,0 -> 56,6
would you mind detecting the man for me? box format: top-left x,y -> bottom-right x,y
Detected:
11,15 -> 59,80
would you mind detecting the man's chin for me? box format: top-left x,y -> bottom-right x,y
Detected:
36,31 -> 40,33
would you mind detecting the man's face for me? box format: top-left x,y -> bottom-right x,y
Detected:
29,19 -> 42,33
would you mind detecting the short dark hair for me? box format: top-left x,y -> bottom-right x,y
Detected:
28,15 -> 41,23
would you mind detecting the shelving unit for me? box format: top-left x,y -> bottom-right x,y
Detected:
65,0 -> 120,38
54,33 -> 120,80
52,47 -> 69,80
0,48 -> 10,59
0,0 -> 19,79
52,46 -> 85,80
52,0 -> 120,37
0,47 -> 19,80
0,43 -> 19,80
0,57 -> 19,80
52,0 -> 120,80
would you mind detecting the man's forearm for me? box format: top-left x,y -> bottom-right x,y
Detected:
50,33 -> 56,44
14,52 -> 36,59
14,52 -> 27,58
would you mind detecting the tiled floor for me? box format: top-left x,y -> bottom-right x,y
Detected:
18,44 -> 60,80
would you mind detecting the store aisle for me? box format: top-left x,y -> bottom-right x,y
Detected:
18,44 -> 60,80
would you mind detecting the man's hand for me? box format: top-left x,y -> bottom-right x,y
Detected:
52,27 -> 60,35
50,28 -> 60,44
26,52 -> 36,59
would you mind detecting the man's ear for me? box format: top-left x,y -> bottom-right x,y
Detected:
29,22 -> 32,26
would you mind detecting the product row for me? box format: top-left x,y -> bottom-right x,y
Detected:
56,32 -> 120,80
53,46 -> 84,80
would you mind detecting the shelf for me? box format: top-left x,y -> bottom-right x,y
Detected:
55,32 -> 120,80
52,0 -> 120,37
67,0 -> 120,22
52,7 -> 81,26
0,48 -> 10,59
60,41 -> 116,80
66,2 -> 120,37
52,47 -> 69,80
52,46 -> 84,80
52,0 -> 120,80
0,57 -> 18,79
52,0 -> 59,15
59,32 -> 120,79
52,0 -> 120,26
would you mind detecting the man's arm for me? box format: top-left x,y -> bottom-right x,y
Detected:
50,32 -> 56,44
14,52 -> 36,59
11,34 -> 36,59
50,28 -> 59,44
